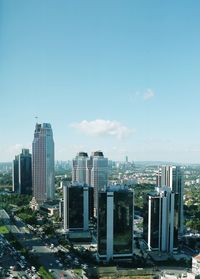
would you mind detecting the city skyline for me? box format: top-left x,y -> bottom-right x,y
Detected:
1,1 -> 200,163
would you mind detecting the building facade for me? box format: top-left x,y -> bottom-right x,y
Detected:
97,186 -> 134,261
12,149 -> 32,195
90,151 -> 108,213
143,187 -> 178,253
72,152 -> 89,184
32,123 -> 55,203
157,166 -> 184,235
63,183 -> 93,232
72,150 -> 108,215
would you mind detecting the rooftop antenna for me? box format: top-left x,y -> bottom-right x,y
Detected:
35,116 -> 38,123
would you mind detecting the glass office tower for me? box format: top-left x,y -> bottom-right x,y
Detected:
12,149 -> 32,195
63,183 -> 93,231
97,186 -> 134,261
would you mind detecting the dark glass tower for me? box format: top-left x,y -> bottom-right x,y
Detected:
63,184 -> 94,231
12,149 -> 32,195
97,187 -> 134,261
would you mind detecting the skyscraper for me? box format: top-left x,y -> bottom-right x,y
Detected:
63,183 -> 93,232
90,151 -> 108,213
143,187 -> 178,253
32,123 -> 55,203
157,166 -> 184,235
97,185 -> 134,261
12,149 -> 32,195
72,152 -> 88,184
72,150 -> 108,215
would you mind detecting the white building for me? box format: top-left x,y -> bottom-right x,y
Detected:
72,152 -> 89,184
90,151 -> 108,213
72,150 -> 108,215
32,123 -> 55,203
157,166 -> 184,235
187,254 -> 200,279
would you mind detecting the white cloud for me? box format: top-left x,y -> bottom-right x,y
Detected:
143,89 -> 155,100
0,143 -> 31,161
70,119 -> 132,139
129,89 -> 155,102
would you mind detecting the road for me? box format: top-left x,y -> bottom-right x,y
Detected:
0,209 -> 76,279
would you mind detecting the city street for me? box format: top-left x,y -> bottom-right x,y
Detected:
0,209 -> 76,279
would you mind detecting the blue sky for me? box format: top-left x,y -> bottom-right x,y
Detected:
1,0 -> 200,163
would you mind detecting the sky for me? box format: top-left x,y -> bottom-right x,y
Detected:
1,0 -> 200,163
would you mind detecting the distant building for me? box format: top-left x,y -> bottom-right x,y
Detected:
72,152 -> 89,184
143,187 -> 178,253
63,183 -> 93,232
90,151 -> 108,214
157,166 -> 184,235
97,185 -> 134,261
12,149 -> 32,195
72,150 -> 108,216
32,123 -> 55,203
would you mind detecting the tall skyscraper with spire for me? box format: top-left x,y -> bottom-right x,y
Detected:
32,123 -> 55,203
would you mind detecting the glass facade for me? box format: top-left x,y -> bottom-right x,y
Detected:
68,187 -> 83,229
98,190 -> 134,258
143,194 -> 160,249
12,149 -> 32,195
113,192 -> 133,254
98,192 -> 107,255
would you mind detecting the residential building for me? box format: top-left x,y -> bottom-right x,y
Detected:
12,149 -> 32,195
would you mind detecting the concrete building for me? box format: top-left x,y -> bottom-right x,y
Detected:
143,187 -> 178,253
12,149 -> 32,195
97,185 -> 134,261
32,123 -> 55,203
157,166 -> 184,235
187,254 -> 200,279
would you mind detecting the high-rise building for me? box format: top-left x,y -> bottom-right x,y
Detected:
32,123 -> 55,203
63,183 -> 93,232
157,166 -> 184,235
12,149 -> 32,195
90,151 -> 108,213
97,185 -> 134,261
72,150 -> 108,215
72,152 -> 88,184
143,187 -> 178,253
